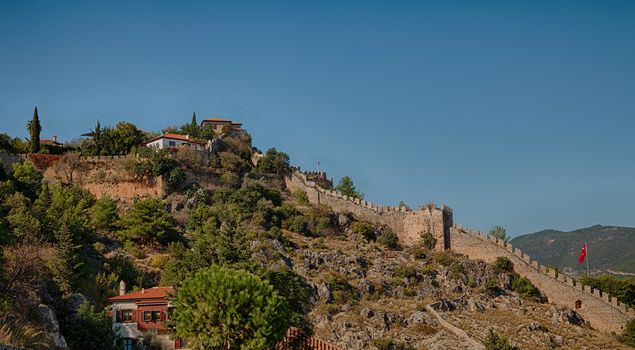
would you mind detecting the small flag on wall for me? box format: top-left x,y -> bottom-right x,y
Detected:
578,243 -> 587,265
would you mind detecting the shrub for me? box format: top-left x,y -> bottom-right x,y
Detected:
511,276 -> 540,300
419,231 -> 436,249
350,221 -> 375,241
147,254 -> 170,269
377,227 -> 399,250
420,265 -> 437,277
123,240 -> 145,259
622,319 -> 635,347
484,330 -> 517,350
293,189 -> 309,205
394,265 -> 418,281
165,167 -> 186,190
484,280 -> 502,296
289,215 -> 310,235
494,256 -> 514,273
451,263 -> 464,280
433,252 -> 455,267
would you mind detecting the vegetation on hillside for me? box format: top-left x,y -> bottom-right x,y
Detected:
511,225 -> 635,273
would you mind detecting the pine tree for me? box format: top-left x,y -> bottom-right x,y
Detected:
336,175 -> 363,199
93,120 -> 102,155
27,107 -> 42,153
51,222 -> 83,296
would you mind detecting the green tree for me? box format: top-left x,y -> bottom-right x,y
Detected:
255,148 -> 290,177
377,227 -> 400,250
91,195 -> 119,231
336,175 -> 363,199
27,107 -> 42,153
174,266 -> 290,350
51,223 -> 83,296
11,161 -> 43,199
118,198 -> 177,243
66,302 -> 117,350
109,121 -> 145,155
489,225 -> 508,243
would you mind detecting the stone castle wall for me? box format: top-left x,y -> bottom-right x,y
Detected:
451,225 -> 634,334
1,152 -> 163,200
285,170 -> 453,251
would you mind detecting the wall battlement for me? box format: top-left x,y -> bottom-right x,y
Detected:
286,170 -> 453,251
451,225 -> 634,334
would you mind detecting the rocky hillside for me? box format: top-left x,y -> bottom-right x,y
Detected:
1,122 -> 632,350
511,225 -> 635,275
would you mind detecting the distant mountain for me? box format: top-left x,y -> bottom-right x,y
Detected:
510,225 -> 635,274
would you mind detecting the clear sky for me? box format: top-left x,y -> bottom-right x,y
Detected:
1,1 -> 634,236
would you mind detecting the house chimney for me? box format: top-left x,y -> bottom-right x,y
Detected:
185,134 -> 190,139
141,288 -> 145,294
52,135 -> 57,142
119,280 -> 126,296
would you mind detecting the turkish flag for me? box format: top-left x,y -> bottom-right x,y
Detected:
578,244 -> 587,265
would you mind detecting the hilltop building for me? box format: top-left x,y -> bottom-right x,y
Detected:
144,133 -> 206,151
200,117 -> 242,134
108,282 -> 184,350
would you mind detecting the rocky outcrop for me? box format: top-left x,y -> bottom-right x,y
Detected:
38,304 -> 68,350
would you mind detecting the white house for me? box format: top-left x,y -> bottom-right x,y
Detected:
144,133 -> 205,151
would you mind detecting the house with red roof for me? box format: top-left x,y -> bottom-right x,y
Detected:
144,133 -> 206,151
108,281 -> 185,350
200,117 -> 242,134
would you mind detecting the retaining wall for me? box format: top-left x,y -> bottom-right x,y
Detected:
285,170 -> 453,251
451,225 -> 634,334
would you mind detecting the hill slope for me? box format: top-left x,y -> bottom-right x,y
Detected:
510,225 -> 635,274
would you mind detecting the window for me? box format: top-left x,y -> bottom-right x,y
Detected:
123,338 -> 134,350
168,141 -> 176,147
152,310 -> 162,321
143,310 -> 163,322
121,310 -> 133,322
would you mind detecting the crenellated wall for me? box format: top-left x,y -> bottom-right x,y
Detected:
451,225 -> 634,334
285,170 -> 453,251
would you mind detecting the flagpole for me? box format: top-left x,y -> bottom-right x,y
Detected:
586,241 -> 589,276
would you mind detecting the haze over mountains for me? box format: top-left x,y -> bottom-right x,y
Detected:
511,225 -> 635,275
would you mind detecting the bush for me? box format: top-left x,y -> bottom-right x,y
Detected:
622,319 -> 635,347
123,240 -> 145,259
511,276 -> 540,300
371,339 -> 415,350
394,265 -> 418,281
484,280 -> 502,296
432,252 -> 455,267
419,231 -> 436,250
293,189 -> 309,205
494,256 -> 514,273
288,215 -> 309,235
350,221 -> 375,241
484,330 -> 517,350
377,227 -> 399,250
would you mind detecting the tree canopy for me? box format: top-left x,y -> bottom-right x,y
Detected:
174,266 -> 290,350
336,175 -> 363,199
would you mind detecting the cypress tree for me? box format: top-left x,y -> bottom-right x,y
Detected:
191,111 -> 197,126
51,222 -> 82,296
27,107 -> 42,153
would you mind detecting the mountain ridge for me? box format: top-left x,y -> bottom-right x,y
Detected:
510,225 -> 635,275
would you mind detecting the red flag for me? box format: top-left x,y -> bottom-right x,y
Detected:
578,244 -> 587,265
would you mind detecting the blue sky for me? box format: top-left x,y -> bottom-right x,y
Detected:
1,1 -> 634,236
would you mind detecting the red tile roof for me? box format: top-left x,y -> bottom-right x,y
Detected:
41,139 -> 63,146
109,287 -> 174,302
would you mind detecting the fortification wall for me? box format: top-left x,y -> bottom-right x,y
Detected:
285,170 -> 452,250
451,225 -> 634,334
